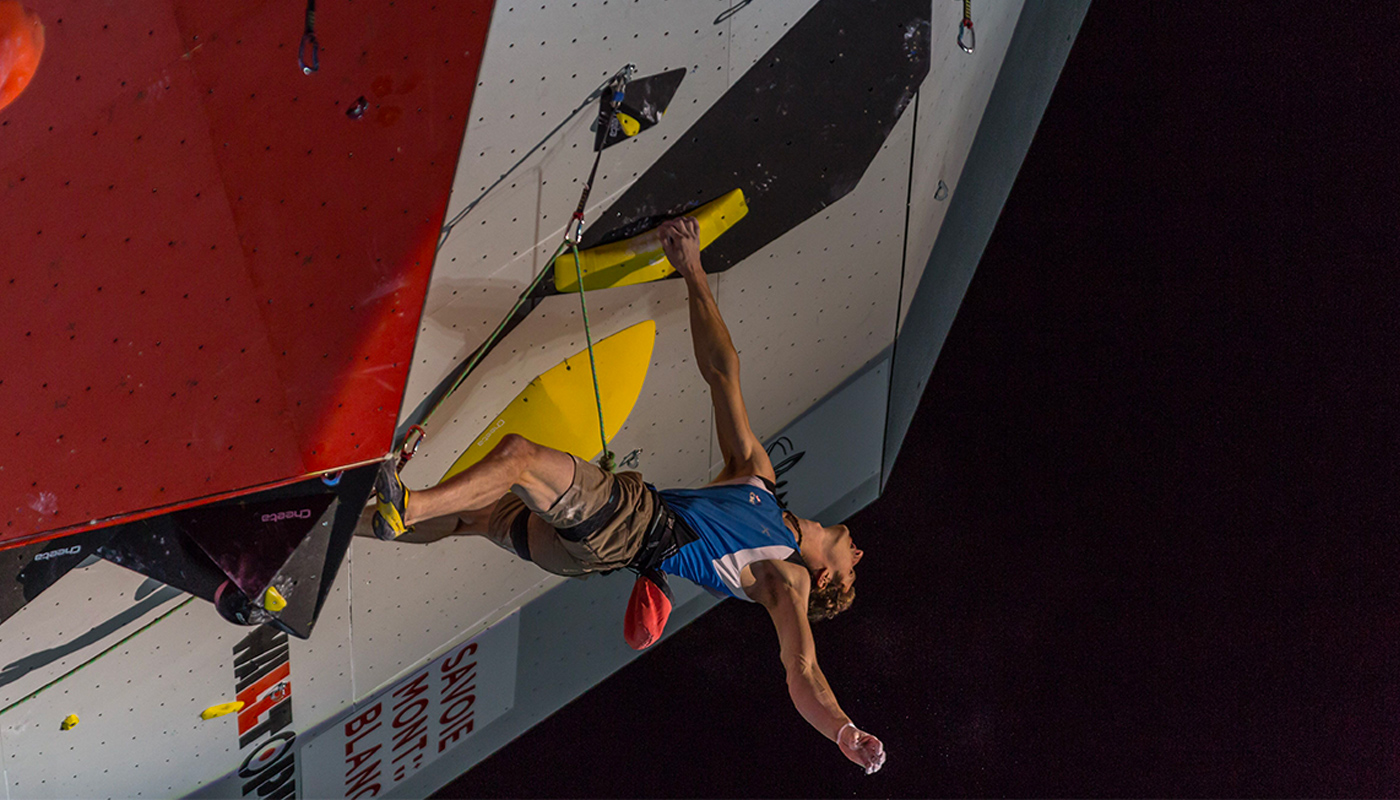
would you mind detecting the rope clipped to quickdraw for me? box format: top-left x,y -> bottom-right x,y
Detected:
958,0 -> 975,54
568,66 -> 635,243
400,64 -> 637,472
397,424 -> 428,471
569,243 -> 615,471
558,65 -> 634,472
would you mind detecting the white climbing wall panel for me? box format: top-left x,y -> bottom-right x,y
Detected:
901,0 -> 1027,328
0,564 -> 355,798
711,108 -> 914,476
348,536 -> 552,699
0,561 -> 185,711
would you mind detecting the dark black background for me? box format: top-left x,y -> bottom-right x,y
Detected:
440,2 -> 1400,796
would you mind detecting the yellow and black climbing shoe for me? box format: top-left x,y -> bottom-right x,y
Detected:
372,460 -> 413,541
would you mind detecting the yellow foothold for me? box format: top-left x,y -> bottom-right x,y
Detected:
60,714 -> 79,731
615,112 -> 641,138
263,586 -> 287,612
200,701 -> 245,720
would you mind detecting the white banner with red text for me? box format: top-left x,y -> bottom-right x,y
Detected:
300,612 -> 520,798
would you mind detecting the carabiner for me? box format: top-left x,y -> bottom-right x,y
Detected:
298,0 -> 319,74
958,20 -> 975,54
397,425 -> 427,470
321,471 -> 344,487
959,0 -> 975,54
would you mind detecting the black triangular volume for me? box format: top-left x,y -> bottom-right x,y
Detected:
259,464 -> 376,639
311,464 -> 377,625
178,485 -> 337,600
595,68 -> 688,151
97,516 -> 227,602
208,462 -> 372,638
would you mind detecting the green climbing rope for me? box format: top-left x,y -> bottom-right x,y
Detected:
419,237 -> 614,473
0,597 -> 197,718
414,67 -> 639,469
570,243 -> 614,471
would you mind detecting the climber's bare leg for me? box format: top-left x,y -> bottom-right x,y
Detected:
404,434 -> 576,526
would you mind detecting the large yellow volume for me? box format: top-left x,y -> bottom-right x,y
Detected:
553,188 -> 748,293
440,321 -> 657,482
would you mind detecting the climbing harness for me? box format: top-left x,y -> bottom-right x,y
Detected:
408,64 -> 641,473
299,0 -> 319,74
958,0 -> 976,54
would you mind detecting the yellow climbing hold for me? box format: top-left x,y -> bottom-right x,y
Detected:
200,701 -> 245,720
552,188 -> 748,293
615,111 -> 642,138
60,714 -> 79,730
263,586 -> 287,612
441,321 -> 656,482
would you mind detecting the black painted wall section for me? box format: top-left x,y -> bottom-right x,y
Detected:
882,0 -> 1092,488
579,0 -> 931,270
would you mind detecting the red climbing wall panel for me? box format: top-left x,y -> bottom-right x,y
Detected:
0,0 -> 494,544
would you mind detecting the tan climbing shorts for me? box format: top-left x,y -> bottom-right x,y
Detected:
485,455 -> 656,577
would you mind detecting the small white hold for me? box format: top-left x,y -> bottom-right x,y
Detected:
29,492 -> 58,515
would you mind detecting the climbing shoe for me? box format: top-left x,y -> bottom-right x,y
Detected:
372,460 -> 413,541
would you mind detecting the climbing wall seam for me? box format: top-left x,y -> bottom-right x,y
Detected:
900,0 -> 1028,329
710,109 -> 916,473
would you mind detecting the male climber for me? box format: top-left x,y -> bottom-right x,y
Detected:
371,217 -> 886,774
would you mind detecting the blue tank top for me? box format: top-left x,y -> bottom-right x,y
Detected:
656,480 -> 797,601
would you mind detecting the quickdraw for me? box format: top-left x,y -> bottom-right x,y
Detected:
567,65 -> 635,246
958,0 -> 975,54
299,0 -> 320,74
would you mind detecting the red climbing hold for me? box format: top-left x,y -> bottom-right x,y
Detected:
0,1 -> 44,114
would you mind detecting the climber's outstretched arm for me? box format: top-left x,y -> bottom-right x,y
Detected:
659,218 -> 775,484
